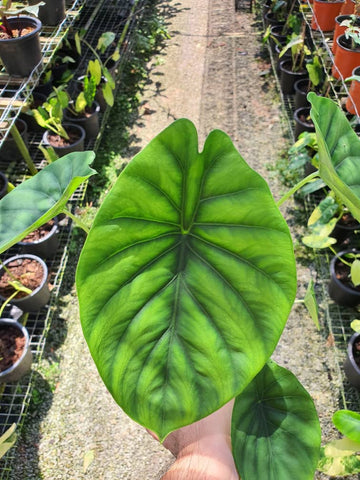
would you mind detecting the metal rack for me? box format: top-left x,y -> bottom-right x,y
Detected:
0,0 -> 149,476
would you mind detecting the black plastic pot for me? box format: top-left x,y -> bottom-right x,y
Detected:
328,250 -> 360,307
0,118 -> 29,163
332,214 -> 360,242
264,11 -> 286,27
294,78 -> 311,110
0,16 -> 42,77
274,42 -> 291,74
29,0 -> 65,26
279,60 -> 308,95
42,123 -> 85,157
269,25 -> 288,53
0,254 -> 50,312
18,217 -> 59,259
63,102 -> 100,140
294,107 -> 315,139
344,333 -> 360,389
0,319 -> 32,383
0,171 -> 8,198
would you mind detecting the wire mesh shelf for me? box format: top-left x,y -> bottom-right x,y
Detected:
0,0 -> 149,476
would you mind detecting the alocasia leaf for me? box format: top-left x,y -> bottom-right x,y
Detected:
76,119 -> 297,440
309,92 -> 360,221
319,438 -> 360,476
0,151 -> 96,254
231,360 -> 321,480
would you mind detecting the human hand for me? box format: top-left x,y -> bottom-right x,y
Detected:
148,400 -> 240,479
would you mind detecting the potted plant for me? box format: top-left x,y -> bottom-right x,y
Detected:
278,27 -> 310,94
332,18 -> 360,79
333,14 -> 360,53
17,217 -> 59,259
0,254 -> 50,312
0,0 -> 43,77
294,49 -> 324,109
32,87 -> 86,157
343,320 -> 360,388
328,249 -> 360,306
294,106 -> 315,138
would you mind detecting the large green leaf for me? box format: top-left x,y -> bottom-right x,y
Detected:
76,119 -> 297,441
231,360 -> 321,480
308,92 -> 360,222
0,151 -> 96,254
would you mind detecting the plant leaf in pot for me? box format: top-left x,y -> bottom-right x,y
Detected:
332,20 -> 360,79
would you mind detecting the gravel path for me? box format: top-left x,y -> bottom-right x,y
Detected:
9,0 -> 347,478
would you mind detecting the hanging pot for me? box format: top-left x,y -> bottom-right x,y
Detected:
0,254 -> 50,312
294,107 -> 315,139
345,66 -> 360,115
0,118 -> 28,163
28,0 -> 65,26
0,171 -> 8,199
332,34 -> 360,79
0,16 -> 42,77
0,319 -> 32,383
344,332 -> 360,389
63,102 -> 100,140
311,0 -> 344,32
42,123 -> 85,157
279,59 -> 308,95
333,15 -> 360,54
328,249 -> 360,306
18,217 -> 59,259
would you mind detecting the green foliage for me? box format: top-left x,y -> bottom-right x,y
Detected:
231,360 -> 321,480
76,119 -> 297,441
303,279 -> 319,329
0,152 -> 96,254
0,423 -> 16,459
308,93 -> 360,222
32,87 -> 69,140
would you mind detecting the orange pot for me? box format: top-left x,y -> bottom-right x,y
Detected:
340,0 -> 355,14
332,34 -> 360,79
346,66 -> 360,114
311,0 -> 345,32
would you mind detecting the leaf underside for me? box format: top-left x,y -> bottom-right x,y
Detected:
76,119 -> 296,440
0,151 -> 96,254
231,360 -> 321,480
308,93 -> 360,222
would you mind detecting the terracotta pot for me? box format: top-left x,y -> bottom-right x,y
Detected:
311,0 -> 344,32
0,319 -> 32,383
328,249 -> 360,306
332,34 -> 360,79
340,0 -> 355,14
344,332 -> 360,389
346,66 -> 360,114
333,15 -> 360,54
